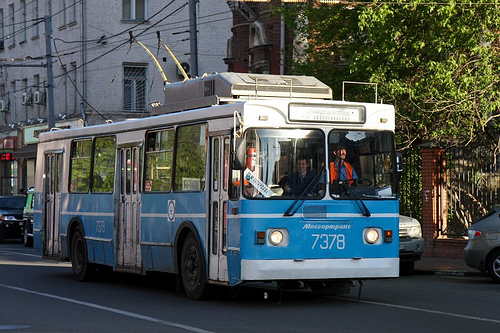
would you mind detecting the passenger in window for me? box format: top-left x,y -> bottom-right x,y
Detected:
243,182 -> 258,197
330,145 -> 358,185
284,157 -> 317,196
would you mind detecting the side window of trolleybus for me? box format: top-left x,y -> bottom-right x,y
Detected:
328,130 -> 397,199
175,124 -> 207,191
70,139 -> 92,192
241,128 -> 325,199
145,129 -> 174,192
92,136 -> 116,192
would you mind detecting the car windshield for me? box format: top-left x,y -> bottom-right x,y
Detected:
0,197 -> 25,210
328,130 -> 397,199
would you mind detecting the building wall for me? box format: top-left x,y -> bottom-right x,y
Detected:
225,0 -> 290,75
0,0 -> 232,194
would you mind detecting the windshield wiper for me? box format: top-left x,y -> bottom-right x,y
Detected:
284,169 -> 325,217
338,180 -> 371,217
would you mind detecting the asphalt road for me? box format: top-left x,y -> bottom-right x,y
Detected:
1,241 -> 499,333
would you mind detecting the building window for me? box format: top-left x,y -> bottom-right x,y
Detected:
9,4 -> 15,47
122,0 -> 146,21
58,0 -> 66,28
20,0 -> 26,43
123,65 -> 147,112
68,0 -> 76,24
31,0 -> 39,39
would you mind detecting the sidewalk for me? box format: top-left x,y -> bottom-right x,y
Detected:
414,257 -> 482,276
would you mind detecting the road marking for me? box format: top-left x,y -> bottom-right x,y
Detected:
0,325 -> 31,330
0,283 -> 214,333
0,250 -> 40,258
339,296 -> 500,324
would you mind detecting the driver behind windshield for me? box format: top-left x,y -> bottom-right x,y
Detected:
330,145 -> 358,185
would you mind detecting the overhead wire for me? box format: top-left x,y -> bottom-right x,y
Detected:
49,1 -> 190,123
1,0 -> 228,116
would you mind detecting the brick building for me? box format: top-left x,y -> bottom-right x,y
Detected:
225,0 -> 292,75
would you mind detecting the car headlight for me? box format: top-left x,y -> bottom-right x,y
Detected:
364,228 -> 382,244
0,215 -> 16,221
408,226 -> 422,239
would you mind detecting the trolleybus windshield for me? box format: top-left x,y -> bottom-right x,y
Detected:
235,128 -> 396,200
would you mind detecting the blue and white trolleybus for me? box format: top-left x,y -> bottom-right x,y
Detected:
33,73 -> 400,299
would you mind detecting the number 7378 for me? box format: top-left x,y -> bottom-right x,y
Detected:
311,234 -> 345,250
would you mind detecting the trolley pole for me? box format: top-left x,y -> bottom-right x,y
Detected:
44,16 -> 56,130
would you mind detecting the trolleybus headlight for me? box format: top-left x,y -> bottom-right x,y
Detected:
269,230 -> 284,245
364,228 -> 381,245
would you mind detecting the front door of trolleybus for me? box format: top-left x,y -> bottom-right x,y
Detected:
43,152 -> 62,258
208,136 -> 229,281
116,145 -> 142,270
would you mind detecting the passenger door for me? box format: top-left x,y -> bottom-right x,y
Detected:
208,136 -> 229,282
43,152 -> 62,258
116,145 -> 142,270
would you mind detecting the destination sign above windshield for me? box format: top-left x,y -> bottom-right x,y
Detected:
289,103 -> 366,124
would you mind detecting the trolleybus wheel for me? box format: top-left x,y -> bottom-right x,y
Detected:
71,226 -> 95,281
180,234 -> 207,300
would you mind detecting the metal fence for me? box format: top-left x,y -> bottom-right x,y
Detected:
443,146 -> 500,237
399,148 -> 422,221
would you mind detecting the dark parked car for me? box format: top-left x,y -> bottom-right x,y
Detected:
465,207 -> 500,282
0,196 -> 26,243
23,188 -> 34,247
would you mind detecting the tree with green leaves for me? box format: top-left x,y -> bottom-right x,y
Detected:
281,0 -> 500,149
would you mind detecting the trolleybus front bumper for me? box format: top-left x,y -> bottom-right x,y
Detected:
241,257 -> 399,280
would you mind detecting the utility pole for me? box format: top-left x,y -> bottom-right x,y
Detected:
188,0 -> 198,77
44,16 -> 55,129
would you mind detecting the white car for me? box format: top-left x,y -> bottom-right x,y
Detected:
399,215 -> 425,275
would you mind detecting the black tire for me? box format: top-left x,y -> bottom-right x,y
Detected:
70,226 -> 95,282
23,225 -> 33,247
400,261 -> 415,276
180,234 -> 207,300
487,249 -> 500,283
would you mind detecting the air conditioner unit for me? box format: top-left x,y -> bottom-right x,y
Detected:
0,99 -> 8,112
34,90 -> 46,105
176,62 -> 191,79
22,92 -> 33,106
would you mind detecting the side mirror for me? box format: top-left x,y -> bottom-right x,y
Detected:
396,152 -> 403,190
396,152 -> 403,173
232,137 -> 246,170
